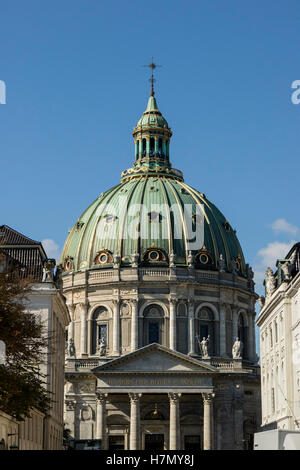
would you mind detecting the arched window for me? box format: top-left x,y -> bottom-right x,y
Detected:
142,138 -> 146,156
176,303 -> 188,354
143,305 -> 165,346
136,140 -> 140,159
158,138 -> 163,155
92,307 -> 109,355
150,137 -> 155,156
196,308 -> 215,356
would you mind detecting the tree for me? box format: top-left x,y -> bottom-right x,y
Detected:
0,269 -> 51,420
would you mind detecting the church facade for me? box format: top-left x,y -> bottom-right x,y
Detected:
61,85 -> 261,450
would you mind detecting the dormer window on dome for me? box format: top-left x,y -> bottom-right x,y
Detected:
195,247 -> 214,268
94,250 -> 113,265
143,247 -> 167,263
64,256 -> 74,271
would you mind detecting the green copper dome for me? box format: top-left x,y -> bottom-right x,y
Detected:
61,93 -> 246,276
135,95 -> 169,129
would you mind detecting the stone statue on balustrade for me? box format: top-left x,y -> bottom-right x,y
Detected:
197,335 -> 210,358
232,337 -> 243,359
98,337 -> 106,356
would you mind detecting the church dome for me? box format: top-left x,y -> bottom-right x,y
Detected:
61,93 -> 246,276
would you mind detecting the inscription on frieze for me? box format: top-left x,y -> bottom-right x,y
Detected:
102,376 -> 211,387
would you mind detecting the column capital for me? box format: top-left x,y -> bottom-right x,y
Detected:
129,392 -> 142,403
130,299 -> 138,306
112,299 -> 119,306
202,392 -> 214,404
169,298 -> 177,305
168,392 -> 181,403
188,298 -> 195,305
96,392 -> 108,403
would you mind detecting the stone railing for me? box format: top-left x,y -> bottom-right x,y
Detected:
210,358 -> 242,369
89,271 -> 114,282
139,268 -> 170,279
65,358 -> 102,371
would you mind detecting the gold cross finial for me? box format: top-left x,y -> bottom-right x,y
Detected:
143,57 -> 162,96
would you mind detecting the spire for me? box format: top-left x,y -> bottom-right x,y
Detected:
143,57 -> 161,97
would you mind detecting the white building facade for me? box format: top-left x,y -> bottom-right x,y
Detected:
257,243 -> 300,430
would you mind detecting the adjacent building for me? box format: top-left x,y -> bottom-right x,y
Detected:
61,86 -> 261,450
257,243 -> 300,431
0,225 -> 70,450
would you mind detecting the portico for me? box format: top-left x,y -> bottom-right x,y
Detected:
92,343 -> 216,450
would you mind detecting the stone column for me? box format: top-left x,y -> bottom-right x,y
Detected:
131,300 -> 138,352
202,393 -> 214,450
129,393 -> 142,450
168,393 -> 181,450
112,300 -> 120,356
169,299 -> 177,350
79,303 -> 88,357
96,392 -> 108,449
219,303 -> 226,357
188,299 -> 195,355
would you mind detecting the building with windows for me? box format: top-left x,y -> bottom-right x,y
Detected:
257,243 -> 300,431
0,225 -> 70,449
61,85 -> 260,450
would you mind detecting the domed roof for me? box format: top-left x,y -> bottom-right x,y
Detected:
61,92 -> 246,276
61,176 -> 246,274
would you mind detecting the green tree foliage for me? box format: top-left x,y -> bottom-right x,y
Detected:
0,270 -> 50,420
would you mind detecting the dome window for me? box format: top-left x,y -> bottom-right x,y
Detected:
235,255 -> 242,272
195,247 -> 214,267
94,250 -> 112,265
64,256 -> 73,272
224,220 -> 231,232
76,221 -> 84,231
143,248 -> 167,263
104,214 -> 117,225
149,250 -> 160,261
148,211 -> 162,223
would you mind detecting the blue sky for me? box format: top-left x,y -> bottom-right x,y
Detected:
1,0 -> 300,302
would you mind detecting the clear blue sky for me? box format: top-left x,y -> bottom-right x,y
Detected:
1,0 -> 300,298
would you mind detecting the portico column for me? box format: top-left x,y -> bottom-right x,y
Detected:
131,300 -> 138,352
169,299 -> 177,350
96,392 -> 108,449
79,303 -> 88,357
188,299 -> 195,355
168,393 -> 181,450
219,303 -> 226,357
112,300 -> 120,356
202,393 -> 214,450
129,393 -> 142,450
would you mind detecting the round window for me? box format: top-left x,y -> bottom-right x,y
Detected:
99,253 -> 108,264
149,250 -> 159,261
199,254 -> 209,264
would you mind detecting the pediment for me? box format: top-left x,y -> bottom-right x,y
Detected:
92,344 -> 217,374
